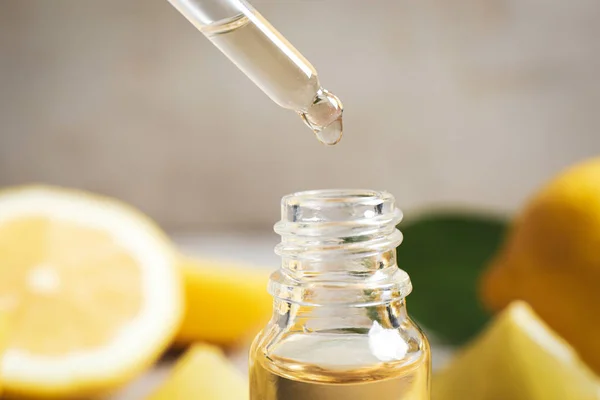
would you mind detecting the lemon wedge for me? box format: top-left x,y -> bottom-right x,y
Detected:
0,186 -> 182,398
176,257 -> 272,346
433,301 -> 600,400
147,344 -> 248,400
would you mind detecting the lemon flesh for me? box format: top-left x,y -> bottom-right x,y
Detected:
147,344 -> 248,400
0,186 -> 182,398
0,312 -> 7,395
433,301 -> 600,400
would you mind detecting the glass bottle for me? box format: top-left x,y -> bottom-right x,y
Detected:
250,189 -> 431,400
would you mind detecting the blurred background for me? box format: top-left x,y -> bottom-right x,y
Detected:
2,0 -> 600,399
2,0 -> 599,232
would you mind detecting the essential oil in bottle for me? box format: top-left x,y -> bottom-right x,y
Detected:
250,189 -> 431,399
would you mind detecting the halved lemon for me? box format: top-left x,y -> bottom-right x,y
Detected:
0,311 -> 7,395
0,186 -> 182,398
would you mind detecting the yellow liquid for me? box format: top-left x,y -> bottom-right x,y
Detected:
202,12 -> 343,145
250,333 -> 430,400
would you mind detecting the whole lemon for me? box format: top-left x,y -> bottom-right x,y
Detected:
481,158 -> 600,375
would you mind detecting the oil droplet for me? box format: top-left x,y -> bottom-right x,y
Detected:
300,88 -> 344,145
314,118 -> 343,145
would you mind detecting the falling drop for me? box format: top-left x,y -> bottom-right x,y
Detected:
300,88 -> 344,145
314,117 -> 343,146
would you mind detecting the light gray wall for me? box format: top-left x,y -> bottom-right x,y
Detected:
1,0 -> 599,230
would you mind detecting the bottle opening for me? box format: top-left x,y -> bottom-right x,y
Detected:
270,189 -> 411,306
276,189 -> 403,238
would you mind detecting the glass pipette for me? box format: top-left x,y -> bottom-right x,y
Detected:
167,0 -> 344,145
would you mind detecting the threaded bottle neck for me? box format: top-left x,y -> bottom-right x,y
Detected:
269,190 -> 412,306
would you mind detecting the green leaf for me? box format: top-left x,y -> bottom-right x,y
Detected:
396,212 -> 508,345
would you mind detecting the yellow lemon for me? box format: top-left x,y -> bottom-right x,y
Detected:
433,301 -> 600,400
481,158 -> 600,374
0,186 -> 182,398
176,257 -> 272,346
147,343 -> 248,400
0,312 -> 7,395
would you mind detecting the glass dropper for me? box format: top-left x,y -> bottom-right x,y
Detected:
167,0 -> 344,145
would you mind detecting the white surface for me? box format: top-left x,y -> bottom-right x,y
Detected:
111,233 -> 454,399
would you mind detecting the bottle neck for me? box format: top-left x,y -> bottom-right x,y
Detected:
269,297 -> 411,334
269,190 -> 412,308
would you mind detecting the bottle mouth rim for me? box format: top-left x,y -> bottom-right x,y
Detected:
275,189 -> 402,239
281,189 -> 393,207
